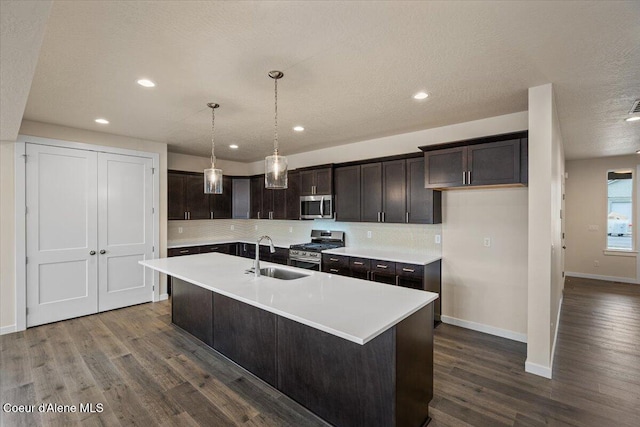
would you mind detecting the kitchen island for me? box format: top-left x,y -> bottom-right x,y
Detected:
140,253 -> 438,427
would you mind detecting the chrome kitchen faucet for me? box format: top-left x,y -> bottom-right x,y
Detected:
254,236 -> 276,277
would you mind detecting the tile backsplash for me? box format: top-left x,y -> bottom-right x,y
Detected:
168,219 -> 441,256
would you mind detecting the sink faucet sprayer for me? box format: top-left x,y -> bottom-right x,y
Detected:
254,236 -> 276,277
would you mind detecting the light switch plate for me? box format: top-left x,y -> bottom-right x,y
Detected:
483,237 -> 491,247
178,227 -> 183,234
435,234 -> 441,244
367,231 -> 372,238
230,225 -> 234,231
289,227 -> 293,233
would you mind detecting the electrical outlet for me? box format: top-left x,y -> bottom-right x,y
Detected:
230,225 -> 234,231
435,234 -> 441,244
178,227 -> 183,234
367,231 -> 372,238
254,225 -> 258,231
594,260 -> 599,267
289,227 -> 293,233
483,237 -> 491,247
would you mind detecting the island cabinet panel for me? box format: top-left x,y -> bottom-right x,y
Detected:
425,260 -> 442,322
277,317 -> 395,427
396,303 -> 434,427
171,278 -> 213,347
213,294 -> 277,386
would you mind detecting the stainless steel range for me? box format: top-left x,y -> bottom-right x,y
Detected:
289,230 -> 345,270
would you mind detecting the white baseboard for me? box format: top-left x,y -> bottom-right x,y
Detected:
565,272 -> 638,284
0,324 -> 17,336
158,293 -> 169,301
525,360 -> 552,379
440,315 -> 527,343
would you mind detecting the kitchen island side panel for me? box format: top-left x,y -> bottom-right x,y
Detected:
276,316 -> 395,427
171,278 -> 214,347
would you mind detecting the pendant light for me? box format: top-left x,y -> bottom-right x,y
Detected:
204,102 -> 223,194
265,70 -> 288,189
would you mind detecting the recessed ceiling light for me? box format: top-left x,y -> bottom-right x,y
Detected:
229,144 -> 239,149
137,79 -> 156,88
625,116 -> 640,122
293,126 -> 304,132
413,92 -> 429,100
95,118 -> 109,124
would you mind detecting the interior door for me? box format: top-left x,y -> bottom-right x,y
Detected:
97,153 -> 154,311
26,144 -> 98,327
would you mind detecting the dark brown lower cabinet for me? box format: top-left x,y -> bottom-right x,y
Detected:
213,294 -> 277,386
171,278 -> 434,427
171,278 -> 213,347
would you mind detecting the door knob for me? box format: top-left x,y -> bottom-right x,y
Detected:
562,246 -> 566,249
89,250 -> 96,255
99,249 -> 106,254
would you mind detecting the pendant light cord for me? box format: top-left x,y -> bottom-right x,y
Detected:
210,105 -> 216,167
273,77 -> 279,155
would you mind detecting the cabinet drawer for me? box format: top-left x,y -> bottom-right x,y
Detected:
370,259 -> 395,274
395,263 -> 423,279
322,254 -> 349,268
168,247 -> 200,257
350,257 -> 371,271
199,244 -> 226,253
324,266 -> 350,276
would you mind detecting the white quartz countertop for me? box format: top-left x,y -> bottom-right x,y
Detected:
140,253 -> 437,345
321,247 -> 442,266
168,238 -> 305,250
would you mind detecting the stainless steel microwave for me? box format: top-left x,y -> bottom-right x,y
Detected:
300,195 -> 333,219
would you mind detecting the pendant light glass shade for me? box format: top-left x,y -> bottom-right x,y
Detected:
204,103 -> 223,194
265,153 -> 288,189
204,167 -> 223,194
265,70 -> 288,189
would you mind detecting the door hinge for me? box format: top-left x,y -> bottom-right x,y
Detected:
562,232 -> 565,239
21,154 -> 27,162
151,167 -> 155,174
152,246 -> 155,253
152,207 -> 155,214
25,257 -> 28,264
25,206 -> 28,214
26,307 -> 29,315
562,271 -> 565,278
152,285 -> 155,291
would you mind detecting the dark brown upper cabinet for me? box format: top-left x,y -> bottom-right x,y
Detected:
251,173 -> 296,220
334,165 -> 361,222
361,160 -> 406,223
285,171 -> 300,220
300,167 -> 332,195
421,132 -> 527,190
406,157 -> 442,224
168,171 -> 232,220
250,175 -> 264,219
360,163 -> 382,222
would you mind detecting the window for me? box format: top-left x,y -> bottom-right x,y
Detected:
607,170 -> 633,250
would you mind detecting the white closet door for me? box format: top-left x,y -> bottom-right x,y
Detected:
97,153 -> 154,311
26,144 -> 98,327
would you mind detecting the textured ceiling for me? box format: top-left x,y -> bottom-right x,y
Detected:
24,1 -> 640,161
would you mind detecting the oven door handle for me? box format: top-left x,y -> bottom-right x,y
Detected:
320,196 -> 324,217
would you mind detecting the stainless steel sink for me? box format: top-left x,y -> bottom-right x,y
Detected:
259,267 -> 310,280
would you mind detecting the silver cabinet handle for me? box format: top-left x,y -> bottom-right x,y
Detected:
468,170 -> 471,184
184,212 -> 188,220
179,250 -> 189,254
376,264 -> 388,269
258,211 -> 261,219
406,212 -> 409,223
89,250 -> 96,255
188,212 -> 191,220
329,258 -> 339,262
99,250 -> 106,254
462,171 -> 466,185
377,212 -> 381,222
210,211 -> 214,219
353,261 -> 364,265
402,268 -> 415,273
209,247 -> 219,251
329,268 -> 339,273
382,212 -> 385,222
320,196 -> 324,217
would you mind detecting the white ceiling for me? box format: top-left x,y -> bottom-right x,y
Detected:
23,1 -> 640,161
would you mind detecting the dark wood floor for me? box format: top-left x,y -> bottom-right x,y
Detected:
2,276 -> 639,426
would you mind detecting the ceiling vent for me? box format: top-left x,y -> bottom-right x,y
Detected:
630,99 -> 640,114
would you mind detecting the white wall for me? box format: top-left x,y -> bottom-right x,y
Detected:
565,155 -> 638,282
526,83 -> 565,379
168,152 -> 250,176
441,188 -> 528,341
0,120 -> 168,331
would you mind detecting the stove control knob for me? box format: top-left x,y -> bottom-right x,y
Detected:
301,251 -> 307,257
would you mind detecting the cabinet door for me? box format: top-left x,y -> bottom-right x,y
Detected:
361,163 -> 382,222
270,247 -> 289,265
467,139 -> 520,186
232,178 -> 250,219
382,160 -> 406,223
424,147 -> 465,189
271,188 -> 287,219
300,170 -> 315,195
250,176 -> 263,219
184,174 -> 211,219
262,187 -> 274,218
210,176 -> 232,219
334,165 -> 361,222
406,157 -> 441,224
314,168 -> 333,194
285,171 -> 300,220
168,173 -> 186,220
